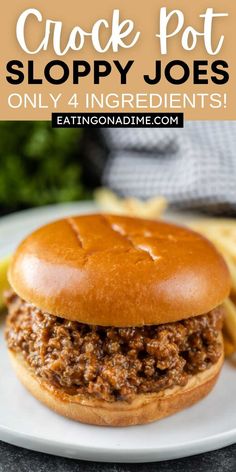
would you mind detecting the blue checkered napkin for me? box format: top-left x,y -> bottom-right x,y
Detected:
100,121 -> 236,214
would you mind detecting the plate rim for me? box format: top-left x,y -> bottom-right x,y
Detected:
0,201 -> 236,463
1,422 -> 236,463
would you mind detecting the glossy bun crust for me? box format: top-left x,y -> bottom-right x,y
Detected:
8,214 -> 230,326
8,343 -> 224,427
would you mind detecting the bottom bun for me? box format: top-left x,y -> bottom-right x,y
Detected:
8,344 -> 223,427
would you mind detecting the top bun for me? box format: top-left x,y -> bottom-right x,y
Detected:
8,214 -> 230,327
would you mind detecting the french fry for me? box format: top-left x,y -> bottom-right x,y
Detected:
223,335 -> 235,357
94,188 -> 168,219
189,219 -> 236,358
222,255 -> 236,295
223,298 -> 236,347
191,220 -> 236,261
190,220 -> 236,295
212,234 -> 236,261
0,255 -> 11,310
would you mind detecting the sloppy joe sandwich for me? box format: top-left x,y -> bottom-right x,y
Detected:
5,214 -> 230,426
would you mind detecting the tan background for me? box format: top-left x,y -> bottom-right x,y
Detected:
0,0 -> 235,120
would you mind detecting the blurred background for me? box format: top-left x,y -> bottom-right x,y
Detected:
0,122 -> 90,215
1,121 -> 236,217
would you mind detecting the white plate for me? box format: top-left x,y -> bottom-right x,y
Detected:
0,202 -> 236,463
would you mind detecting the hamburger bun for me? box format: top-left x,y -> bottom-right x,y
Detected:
8,335 -> 224,426
8,214 -> 230,326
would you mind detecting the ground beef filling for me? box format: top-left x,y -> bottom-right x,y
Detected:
5,292 -> 224,402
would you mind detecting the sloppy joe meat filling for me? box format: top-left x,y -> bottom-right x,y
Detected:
5,292 -> 223,402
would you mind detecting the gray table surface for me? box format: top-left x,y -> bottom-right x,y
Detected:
0,441 -> 235,472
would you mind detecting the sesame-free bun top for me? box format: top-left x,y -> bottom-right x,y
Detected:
8,214 -> 230,327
